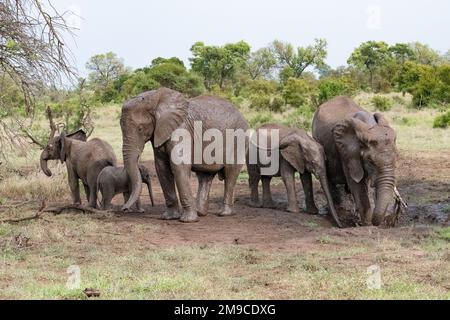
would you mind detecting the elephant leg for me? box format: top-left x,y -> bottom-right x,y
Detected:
101,191 -> 113,211
347,180 -> 372,226
87,174 -> 99,209
248,164 -> 261,207
196,172 -> 215,217
281,165 -> 299,214
329,182 -> 342,206
300,172 -> 319,215
261,176 -> 276,208
83,184 -> 90,203
155,156 -> 181,220
220,165 -> 242,216
67,169 -> 81,205
170,163 -> 198,223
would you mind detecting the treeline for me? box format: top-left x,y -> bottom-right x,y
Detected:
2,39 -> 450,137
83,40 -> 450,108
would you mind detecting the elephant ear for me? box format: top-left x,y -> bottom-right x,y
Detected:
153,92 -> 188,148
67,129 -> 87,142
279,134 -> 305,174
333,118 -> 369,183
59,132 -> 67,163
374,113 -> 390,127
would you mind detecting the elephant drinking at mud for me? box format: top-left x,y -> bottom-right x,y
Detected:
247,124 -> 342,228
312,96 -> 399,226
120,88 -> 249,223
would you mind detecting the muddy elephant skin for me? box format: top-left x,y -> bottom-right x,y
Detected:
120,87 -> 249,223
248,123 -> 342,228
40,130 -> 117,208
312,96 -> 398,226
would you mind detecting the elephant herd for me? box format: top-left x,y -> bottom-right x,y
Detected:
40,88 -> 400,228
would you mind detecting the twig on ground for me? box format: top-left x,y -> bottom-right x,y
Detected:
0,200 -> 46,224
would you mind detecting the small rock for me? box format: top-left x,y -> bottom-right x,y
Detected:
83,288 -> 101,298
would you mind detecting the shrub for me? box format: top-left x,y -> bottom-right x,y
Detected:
281,106 -> 315,131
372,95 -> 393,111
433,111 -> 450,129
282,78 -> 318,108
248,112 -> 274,128
242,79 -> 283,112
318,77 -> 356,104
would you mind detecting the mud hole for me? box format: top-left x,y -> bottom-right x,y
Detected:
85,151 -> 450,253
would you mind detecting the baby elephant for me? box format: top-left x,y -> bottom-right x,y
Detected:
247,124 -> 342,228
97,165 -> 154,211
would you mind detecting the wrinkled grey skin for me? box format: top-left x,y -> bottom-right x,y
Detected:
97,164 -> 155,211
312,96 -> 398,226
120,88 -> 249,223
40,130 -> 117,208
248,124 -> 342,228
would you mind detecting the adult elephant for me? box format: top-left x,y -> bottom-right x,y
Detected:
248,124 -> 342,228
312,96 -> 398,226
120,88 -> 249,223
40,130 -> 117,208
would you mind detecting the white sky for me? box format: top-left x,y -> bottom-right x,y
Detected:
54,0 -> 450,76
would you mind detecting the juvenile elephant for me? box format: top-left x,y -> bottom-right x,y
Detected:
97,165 -> 155,211
40,130 -> 117,208
248,124 -> 342,227
120,88 -> 249,223
312,96 -> 398,226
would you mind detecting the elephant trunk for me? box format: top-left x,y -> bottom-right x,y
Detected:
147,182 -> 155,207
40,151 -> 52,177
372,169 -> 396,226
122,140 -> 144,211
319,173 -> 343,228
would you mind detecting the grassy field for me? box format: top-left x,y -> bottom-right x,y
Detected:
0,93 -> 449,300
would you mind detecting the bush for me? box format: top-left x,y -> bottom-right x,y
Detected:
372,95 -> 393,111
318,77 -> 356,104
248,112 -> 274,128
281,106 -> 315,130
242,79 -> 283,112
282,78 -> 318,108
433,111 -> 450,129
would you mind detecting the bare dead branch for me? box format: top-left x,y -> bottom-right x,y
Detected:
0,199 -> 46,224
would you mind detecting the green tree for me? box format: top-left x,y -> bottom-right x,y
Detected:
86,52 -> 127,102
245,48 -> 277,80
347,41 -> 391,91
190,41 -> 251,90
271,39 -> 328,80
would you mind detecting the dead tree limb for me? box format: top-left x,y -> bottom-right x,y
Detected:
0,200 -> 46,224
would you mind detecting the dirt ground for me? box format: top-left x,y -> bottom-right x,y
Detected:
105,150 -> 449,253
0,150 -> 449,299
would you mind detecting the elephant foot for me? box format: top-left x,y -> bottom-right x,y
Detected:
287,205 -> 300,214
248,200 -> 262,208
161,207 -> 181,220
197,210 -> 208,217
219,205 -> 234,217
197,204 -> 209,217
180,210 -> 199,223
262,200 -> 277,209
306,205 -> 319,215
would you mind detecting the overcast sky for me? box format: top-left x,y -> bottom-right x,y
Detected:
54,0 -> 450,76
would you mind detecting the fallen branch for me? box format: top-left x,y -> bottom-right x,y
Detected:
44,204 -> 105,215
0,200 -> 46,224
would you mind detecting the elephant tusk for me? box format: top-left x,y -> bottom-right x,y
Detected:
394,186 -> 408,210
